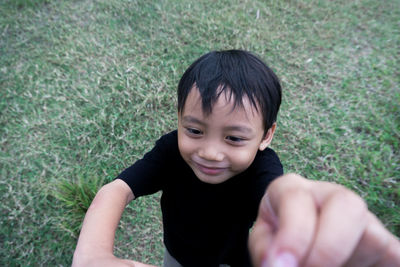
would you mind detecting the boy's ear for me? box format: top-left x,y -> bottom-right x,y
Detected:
259,123 -> 277,151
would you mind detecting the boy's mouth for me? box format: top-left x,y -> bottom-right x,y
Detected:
193,162 -> 228,176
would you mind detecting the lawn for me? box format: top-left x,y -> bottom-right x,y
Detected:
1,0 -> 399,265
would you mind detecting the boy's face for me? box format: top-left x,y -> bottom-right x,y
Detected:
178,87 -> 276,184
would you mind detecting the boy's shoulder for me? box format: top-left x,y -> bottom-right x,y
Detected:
155,129 -> 178,145
248,147 -> 283,178
149,129 -> 180,161
253,146 -> 281,163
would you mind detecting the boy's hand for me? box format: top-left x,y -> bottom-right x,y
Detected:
73,255 -> 156,267
249,173 -> 400,267
72,180 -> 146,267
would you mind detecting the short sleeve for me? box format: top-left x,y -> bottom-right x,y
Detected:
254,147 -> 283,183
245,148 -> 283,222
116,131 -> 178,198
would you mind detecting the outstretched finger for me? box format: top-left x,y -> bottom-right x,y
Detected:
263,174 -> 318,266
344,213 -> 400,266
304,185 -> 368,266
249,213 -> 275,267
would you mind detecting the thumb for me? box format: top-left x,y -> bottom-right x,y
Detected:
248,193 -> 278,267
249,174 -> 317,267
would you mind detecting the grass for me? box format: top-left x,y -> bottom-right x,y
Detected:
1,0 -> 399,265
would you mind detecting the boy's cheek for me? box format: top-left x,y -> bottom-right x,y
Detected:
230,149 -> 258,171
177,135 -> 193,160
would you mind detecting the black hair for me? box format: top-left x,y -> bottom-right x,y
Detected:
177,49 -> 282,132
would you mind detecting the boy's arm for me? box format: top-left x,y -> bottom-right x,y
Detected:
72,179 -> 155,267
249,173 -> 400,267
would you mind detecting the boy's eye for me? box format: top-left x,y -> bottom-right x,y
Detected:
186,128 -> 202,135
225,136 -> 244,143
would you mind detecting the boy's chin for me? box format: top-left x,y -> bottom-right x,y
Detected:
192,169 -> 234,185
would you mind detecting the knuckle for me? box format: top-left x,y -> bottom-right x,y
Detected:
284,186 -> 309,197
331,188 -> 367,215
282,173 -> 304,183
270,173 -> 303,187
309,244 -> 345,267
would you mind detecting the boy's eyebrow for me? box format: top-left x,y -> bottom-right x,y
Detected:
223,125 -> 253,134
182,116 -> 205,126
182,116 -> 254,134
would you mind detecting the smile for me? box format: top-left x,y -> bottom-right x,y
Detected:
194,162 -> 228,176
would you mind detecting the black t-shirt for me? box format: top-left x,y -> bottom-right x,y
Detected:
117,130 -> 283,267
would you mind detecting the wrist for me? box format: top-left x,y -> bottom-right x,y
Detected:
72,249 -> 115,267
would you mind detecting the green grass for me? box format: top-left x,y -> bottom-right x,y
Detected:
1,0 -> 399,265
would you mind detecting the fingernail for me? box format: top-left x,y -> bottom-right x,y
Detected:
264,252 -> 298,267
261,259 -> 269,267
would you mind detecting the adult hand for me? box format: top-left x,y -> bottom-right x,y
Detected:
249,173 -> 400,267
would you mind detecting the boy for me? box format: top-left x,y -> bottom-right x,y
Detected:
73,50 -> 400,267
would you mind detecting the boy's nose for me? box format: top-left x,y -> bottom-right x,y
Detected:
198,146 -> 224,162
